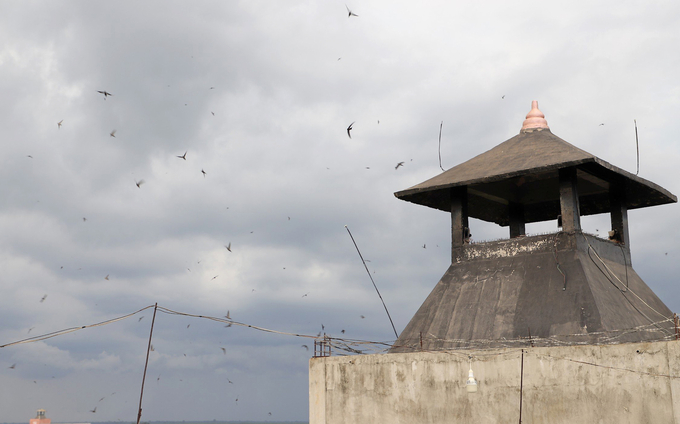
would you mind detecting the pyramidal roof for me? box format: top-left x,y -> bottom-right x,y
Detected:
396,101 -> 676,225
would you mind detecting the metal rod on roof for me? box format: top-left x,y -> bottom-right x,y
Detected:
438,121 -> 445,172
634,119 -> 640,175
344,225 -> 399,340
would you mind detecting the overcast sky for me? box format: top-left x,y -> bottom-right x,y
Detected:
1,1 -> 679,422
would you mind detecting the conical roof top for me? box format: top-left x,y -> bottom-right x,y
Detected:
396,102 -> 676,225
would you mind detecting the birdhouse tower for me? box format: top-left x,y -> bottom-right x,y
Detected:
29,409 -> 51,424
391,101 -> 677,352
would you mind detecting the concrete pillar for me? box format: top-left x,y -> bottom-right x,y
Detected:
509,202 -> 526,238
559,167 -> 581,232
610,184 -> 630,247
451,186 -> 468,262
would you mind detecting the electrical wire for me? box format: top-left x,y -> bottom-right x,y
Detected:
582,234 -> 671,323
0,304 -> 155,348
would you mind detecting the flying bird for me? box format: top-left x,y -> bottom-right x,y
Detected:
225,243 -> 232,252
395,162 -> 404,170
135,179 -> 145,188
90,407 -> 97,413
83,217 -> 87,222
8,364 -> 16,369
27,155 -> 33,158
110,130 -> 116,137
221,347 -> 226,355
40,294 -> 47,303
302,345 -> 309,351
97,90 -> 112,99
346,5 -> 358,17
201,169 -> 207,177
104,274 -> 109,280
177,151 -> 187,160
28,327 -> 35,334
423,244 -> 426,249
226,310 -> 231,319
211,111 -> 215,116
138,316 -> 144,322
302,292 -> 309,298
347,122 -> 355,139
211,275 -> 218,281
57,120 -> 63,129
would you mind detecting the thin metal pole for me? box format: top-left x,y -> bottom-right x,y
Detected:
344,225 -> 399,339
136,303 -> 158,424
519,349 -> 524,424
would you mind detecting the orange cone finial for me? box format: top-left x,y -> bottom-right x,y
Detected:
521,100 -> 549,132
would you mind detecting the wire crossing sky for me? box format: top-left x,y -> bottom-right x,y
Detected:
1,1 -> 679,422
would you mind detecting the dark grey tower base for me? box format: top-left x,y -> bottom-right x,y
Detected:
391,232 -> 673,352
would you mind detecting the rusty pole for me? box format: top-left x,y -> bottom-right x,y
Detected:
136,303 -> 158,424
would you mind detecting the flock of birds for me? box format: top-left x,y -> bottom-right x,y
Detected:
9,4 -> 452,419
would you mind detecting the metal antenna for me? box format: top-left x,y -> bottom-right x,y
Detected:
438,121 -> 445,172
344,225 -> 399,339
634,119 -> 640,175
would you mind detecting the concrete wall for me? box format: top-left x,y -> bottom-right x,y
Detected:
310,340 -> 680,424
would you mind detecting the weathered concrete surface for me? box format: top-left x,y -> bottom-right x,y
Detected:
391,232 -> 673,352
310,340 -> 680,424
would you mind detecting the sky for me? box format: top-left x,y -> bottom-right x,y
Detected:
1,0 -> 679,422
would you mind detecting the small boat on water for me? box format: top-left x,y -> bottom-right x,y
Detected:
29,409 -> 50,424
29,409 -> 91,424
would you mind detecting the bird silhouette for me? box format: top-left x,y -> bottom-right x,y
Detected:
97,90 -> 112,99
225,243 -> 232,252
138,316 -> 144,322
135,179 -> 145,188
177,151 -> 187,160
210,275 -> 218,281
395,162 -> 404,170
57,120 -> 63,129
347,122 -> 355,139
9,364 -> 16,369
221,347 -> 226,355
346,5 -> 358,17
90,407 -> 97,413
226,310 -> 231,319
40,295 -> 47,303
110,130 -> 116,137
104,275 -> 109,280
83,217 -> 87,222
302,292 -> 309,298
201,169 -> 207,177
302,345 -> 309,351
